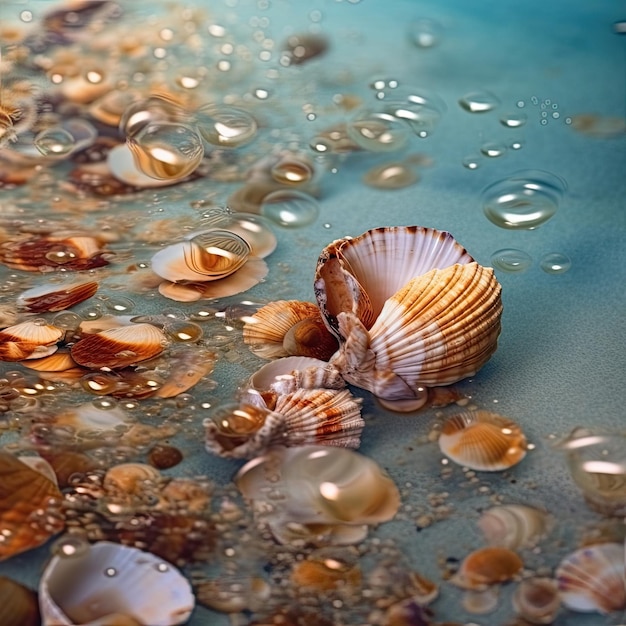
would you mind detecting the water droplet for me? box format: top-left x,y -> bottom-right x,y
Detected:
407,18 -> 444,48
363,162 -> 418,189
270,155 -> 314,185
540,252 -> 571,274
44,246 -> 77,264
462,155 -> 481,170
164,320 -> 204,342
509,139 -> 524,150
127,122 -> 204,180
482,170 -> 566,229
500,112 -> 527,128
383,89 -> 446,136
155,562 -> 170,572
104,567 -> 118,577
480,142 -> 506,158
260,190 -> 319,228
34,128 -> 76,156
253,88 -> 271,100
346,110 -> 410,152
491,249 -> 532,273
119,94 -> 189,138
51,535 -> 89,558
104,296 -> 135,313
459,90 -> 500,113
195,104 -> 257,148
52,311 -> 82,330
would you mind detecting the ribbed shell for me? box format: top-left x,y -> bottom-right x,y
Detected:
556,542 -> 626,614
70,323 -> 167,369
0,319 -> 63,361
478,504 -> 552,549
204,388 -> 364,459
38,541 -> 195,626
17,281 -> 99,313
438,410 -> 527,471
453,547 -> 523,590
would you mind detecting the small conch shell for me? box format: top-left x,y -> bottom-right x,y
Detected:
512,577 -> 561,624
70,322 -> 168,369
38,541 -> 195,626
204,387 -> 364,459
314,226 -> 502,406
451,547 -> 523,590
438,410 -> 527,471
242,300 -> 338,360
478,504 -> 552,549
555,542 -> 626,614
0,319 -> 63,361
17,281 -> 99,313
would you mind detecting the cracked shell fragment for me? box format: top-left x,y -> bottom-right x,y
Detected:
0,319 -> 64,361
38,541 -> 195,626
438,410 -> 528,471
70,323 -> 168,369
0,452 -> 65,562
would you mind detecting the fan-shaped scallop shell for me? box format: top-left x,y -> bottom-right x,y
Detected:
204,387 -> 364,459
0,452 -> 65,561
0,319 -> 63,361
243,300 -> 338,360
478,504 -> 552,549
452,546 -> 523,590
17,281 -> 98,313
314,227 -> 502,404
438,410 -> 527,471
70,322 -> 168,369
38,541 -> 195,626
555,542 -> 626,614
248,355 -> 346,396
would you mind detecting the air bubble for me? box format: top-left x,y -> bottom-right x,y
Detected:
195,104 -> 258,148
260,190 -> 319,228
540,252 -> 571,274
34,128 -> 76,156
462,155 -> 481,170
346,109 -> 410,152
119,94 -> 189,138
480,142 -> 506,158
407,18 -> 444,48
458,90 -> 500,113
500,112 -> 527,128
491,249 -> 532,273
383,88 -> 446,136
51,535 -> 90,558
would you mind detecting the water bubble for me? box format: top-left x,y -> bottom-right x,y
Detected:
201,211 -> 277,258
52,311 -> 82,330
34,128 -> 76,156
509,139 -> 524,150
127,122 -> 204,180
407,18 -> 444,48
260,190 -> 319,228
103,296 -> 135,313
164,320 -> 204,342
459,90 -> 500,113
119,94 -> 189,138
480,142 -> 506,158
500,112 -> 527,128
346,109 -> 410,152
363,162 -> 418,189
195,104 -> 257,148
104,567 -> 118,577
491,249 -> 532,273
270,154 -> 314,185
383,89 -> 446,136
540,252 -> 571,274
482,170 -> 566,229
51,535 -> 90,558
462,155 -> 481,170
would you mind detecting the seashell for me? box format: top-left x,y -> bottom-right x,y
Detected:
103,463 -> 162,496
148,445 -> 184,470
451,547 -> 523,590
0,575 -> 41,626
18,455 -> 59,485
512,577 -> 561,624
268,520 -> 369,548
17,280 -> 99,313
555,542 -> 626,614
53,401 -> 131,433
38,541 -> 195,626
0,233 -> 110,272
0,451 -> 65,561
154,347 -> 216,398
478,504 -> 552,549
236,445 -> 400,545
196,575 -> 271,613
249,355 -> 345,395
461,588 -> 500,614
40,450 -> 100,488
0,319 -> 63,361
107,143 -> 184,189
20,348 -> 81,373
314,226 -> 502,406
438,410 -> 527,471
205,387 -> 364,459
243,300 -> 338,360
291,547 -> 361,591
71,322 -> 168,369
381,598 -> 432,626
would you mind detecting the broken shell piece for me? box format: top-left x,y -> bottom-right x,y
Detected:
438,410 -> 527,471
478,504 -> 552,549
236,445 -> 400,545
0,319 -> 63,361
18,281 -> 99,313
38,541 -> 195,626
71,323 -> 168,369
249,356 -> 345,395
0,575 -> 41,626
243,300 -> 338,360
0,452 -> 65,561
451,547 -> 523,590
205,387 -> 364,459
556,542 -> 626,614
512,577 -> 561,624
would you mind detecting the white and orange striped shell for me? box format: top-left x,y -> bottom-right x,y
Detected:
314,226 -> 502,409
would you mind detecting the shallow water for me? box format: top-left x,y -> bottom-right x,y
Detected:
1,0 -> 625,624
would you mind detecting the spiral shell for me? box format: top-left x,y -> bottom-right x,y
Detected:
556,542 -> 626,614
314,227 -> 502,406
438,410 -> 527,471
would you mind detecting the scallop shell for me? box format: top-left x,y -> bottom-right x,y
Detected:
556,542 -> 626,614
53,401 -> 131,433
314,227 -> 502,404
204,387 -> 364,459
478,504 -> 552,549
70,323 -> 168,369
0,319 -> 63,361
0,452 -> 65,561
20,349 -> 81,373
103,463 -> 162,496
438,410 -> 527,471
452,547 -> 523,590
38,541 -> 195,626
290,548 -> 362,591
249,356 -> 345,395
512,577 -> 561,624
235,445 -> 400,540
0,575 -> 40,626
17,281 -> 99,313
